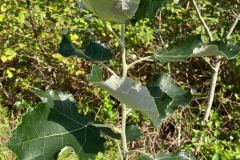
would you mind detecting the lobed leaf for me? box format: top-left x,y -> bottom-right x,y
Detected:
210,41 -> 240,59
192,41 -> 240,59
96,75 -> 161,126
59,32 -> 113,61
154,35 -> 240,64
96,75 -> 191,126
81,0 -> 140,23
147,74 -> 192,120
6,90 -> 119,160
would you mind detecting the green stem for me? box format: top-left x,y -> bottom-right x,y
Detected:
105,22 -> 122,44
120,23 -> 128,160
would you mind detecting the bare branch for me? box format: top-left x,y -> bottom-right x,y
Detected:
226,13 -> 240,39
192,0 -> 213,41
192,0 -> 218,121
203,61 -> 221,121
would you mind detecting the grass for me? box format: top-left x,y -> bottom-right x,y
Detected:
0,106 -> 15,160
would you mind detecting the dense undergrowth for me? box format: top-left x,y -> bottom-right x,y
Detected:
0,0 -> 240,159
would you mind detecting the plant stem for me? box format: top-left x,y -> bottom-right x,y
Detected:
204,13 -> 240,121
226,13 -> 240,39
121,24 -> 128,77
115,140 -> 124,160
203,61 -> 220,121
192,1 -> 240,122
105,22 -> 122,44
98,62 -> 117,76
127,56 -> 153,69
120,23 -> 128,160
192,0 -> 215,70
121,104 -> 128,160
192,0 -> 218,122
192,0 -> 213,41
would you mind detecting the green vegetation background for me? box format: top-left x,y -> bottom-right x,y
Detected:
0,0 -> 239,159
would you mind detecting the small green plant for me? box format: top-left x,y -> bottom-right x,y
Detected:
6,0 -> 240,160
185,111 -> 240,160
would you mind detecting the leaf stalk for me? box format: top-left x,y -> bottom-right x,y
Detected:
127,56 -> 153,69
98,62 -> 117,76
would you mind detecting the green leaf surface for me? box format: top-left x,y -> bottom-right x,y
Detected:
138,155 -> 154,160
81,0 -> 140,23
132,0 -> 169,22
154,35 -> 240,64
192,41 -> 240,59
147,74 -> 192,120
126,125 -> 143,141
7,92 -> 107,160
34,90 -> 120,140
210,41 -> 240,59
156,152 -> 196,160
34,90 -> 120,139
96,75 -> 161,126
58,32 -> 86,58
138,151 -> 196,160
96,75 -> 191,126
86,64 -> 103,83
59,32 -> 113,61
154,35 -> 202,63
32,89 -> 74,107
84,41 -> 113,61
